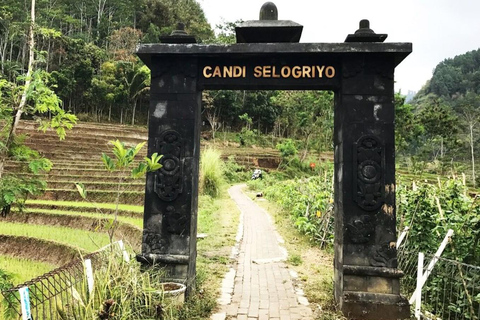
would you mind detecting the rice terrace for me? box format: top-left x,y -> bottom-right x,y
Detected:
2,1 -> 480,320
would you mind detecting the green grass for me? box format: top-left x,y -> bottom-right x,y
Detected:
0,222 -> 111,252
22,208 -> 143,228
196,192 -> 240,291
26,199 -> 144,212
0,255 -> 55,284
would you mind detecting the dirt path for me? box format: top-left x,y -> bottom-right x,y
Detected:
213,184 -> 313,320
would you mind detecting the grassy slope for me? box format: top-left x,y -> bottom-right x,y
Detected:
22,208 -> 143,228
0,222 -> 111,252
0,255 -> 56,285
26,200 -> 143,212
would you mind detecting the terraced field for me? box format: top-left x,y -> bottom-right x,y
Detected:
1,120 -> 283,284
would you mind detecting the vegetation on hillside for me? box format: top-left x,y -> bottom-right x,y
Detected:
405,48 -> 480,185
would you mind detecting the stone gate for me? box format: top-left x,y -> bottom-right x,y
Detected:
135,3 -> 412,319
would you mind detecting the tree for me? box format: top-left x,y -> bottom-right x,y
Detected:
395,93 -> 423,154
202,91 -> 222,141
416,96 -> 460,161
0,0 -> 77,214
455,92 -> 480,186
272,91 -> 334,157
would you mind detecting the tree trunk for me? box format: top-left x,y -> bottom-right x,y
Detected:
470,124 -> 476,188
0,0 -> 36,180
131,99 -> 137,126
301,133 -> 311,162
108,104 -> 111,122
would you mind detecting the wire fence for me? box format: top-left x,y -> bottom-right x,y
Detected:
0,244 -> 119,320
398,248 -> 480,320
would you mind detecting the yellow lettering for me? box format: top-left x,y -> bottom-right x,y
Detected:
224,66 -> 233,78
272,66 -> 280,78
263,66 -> 271,78
281,66 -> 291,78
233,66 -> 243,77
254,66 -> 262,78
242,66 -> 246,78
212,66 -> 221,77
316,66 -> 325,78
292,66 -> 302,79
203,66 -> 212,78
302,66 -> 312,78
325,66 -> 335,78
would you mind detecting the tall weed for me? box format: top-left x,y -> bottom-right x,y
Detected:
200,148 -> 224,198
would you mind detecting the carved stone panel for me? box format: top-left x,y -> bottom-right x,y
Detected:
164,205 -> 188,235
369,242 -> 397,268
353,135 -> 385,211
347,215 -> 374,244
154,130 -> 184,202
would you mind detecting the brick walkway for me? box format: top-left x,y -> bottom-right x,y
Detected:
213,184 -> 313,320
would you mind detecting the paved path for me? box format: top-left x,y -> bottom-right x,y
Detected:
213,184 -> 313,320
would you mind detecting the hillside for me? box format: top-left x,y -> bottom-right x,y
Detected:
415,48 -> 480,101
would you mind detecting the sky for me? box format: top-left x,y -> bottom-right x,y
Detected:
198,0 -> 480,94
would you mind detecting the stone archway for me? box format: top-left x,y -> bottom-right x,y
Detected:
135,5 -> 411,319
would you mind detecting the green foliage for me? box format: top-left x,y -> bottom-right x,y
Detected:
287,254 -> 303,266
276,139 -> 298,160
272,90 -> 334,153
398,178 -> 480,264
0,268 -> 16,319
423,48 -> 480,99
257,173 -> 335,247
0,136 -> 52,211
200,148 -> 224,198
223,155 -> 248,183
395,93 -> 424,153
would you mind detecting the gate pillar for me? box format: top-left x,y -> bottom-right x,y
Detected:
136,55 -> 201,293
334,52 -> 410,318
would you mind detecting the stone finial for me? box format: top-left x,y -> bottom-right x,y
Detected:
159,21 -> 197,44
235,2 -> 302,43
260,2 -> 278,20
344,19 -> 387,43
170,22 -> 188,36
355,19 -> 374,35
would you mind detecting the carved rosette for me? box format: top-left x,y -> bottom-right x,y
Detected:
154,130 -> 184,202
354,135 -> 385,211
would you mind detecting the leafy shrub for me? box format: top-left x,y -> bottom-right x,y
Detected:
223,155 -> 248,183
200,148 -> 224,198
1,136 -> 52,213
398,177 -> 480,264
276,139 -> 297,160
263,175 -> 334,248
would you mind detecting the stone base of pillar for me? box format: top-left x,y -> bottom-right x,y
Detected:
136,254 -> 194,295
341,292 -> 410,320
338,265 -> 410,319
